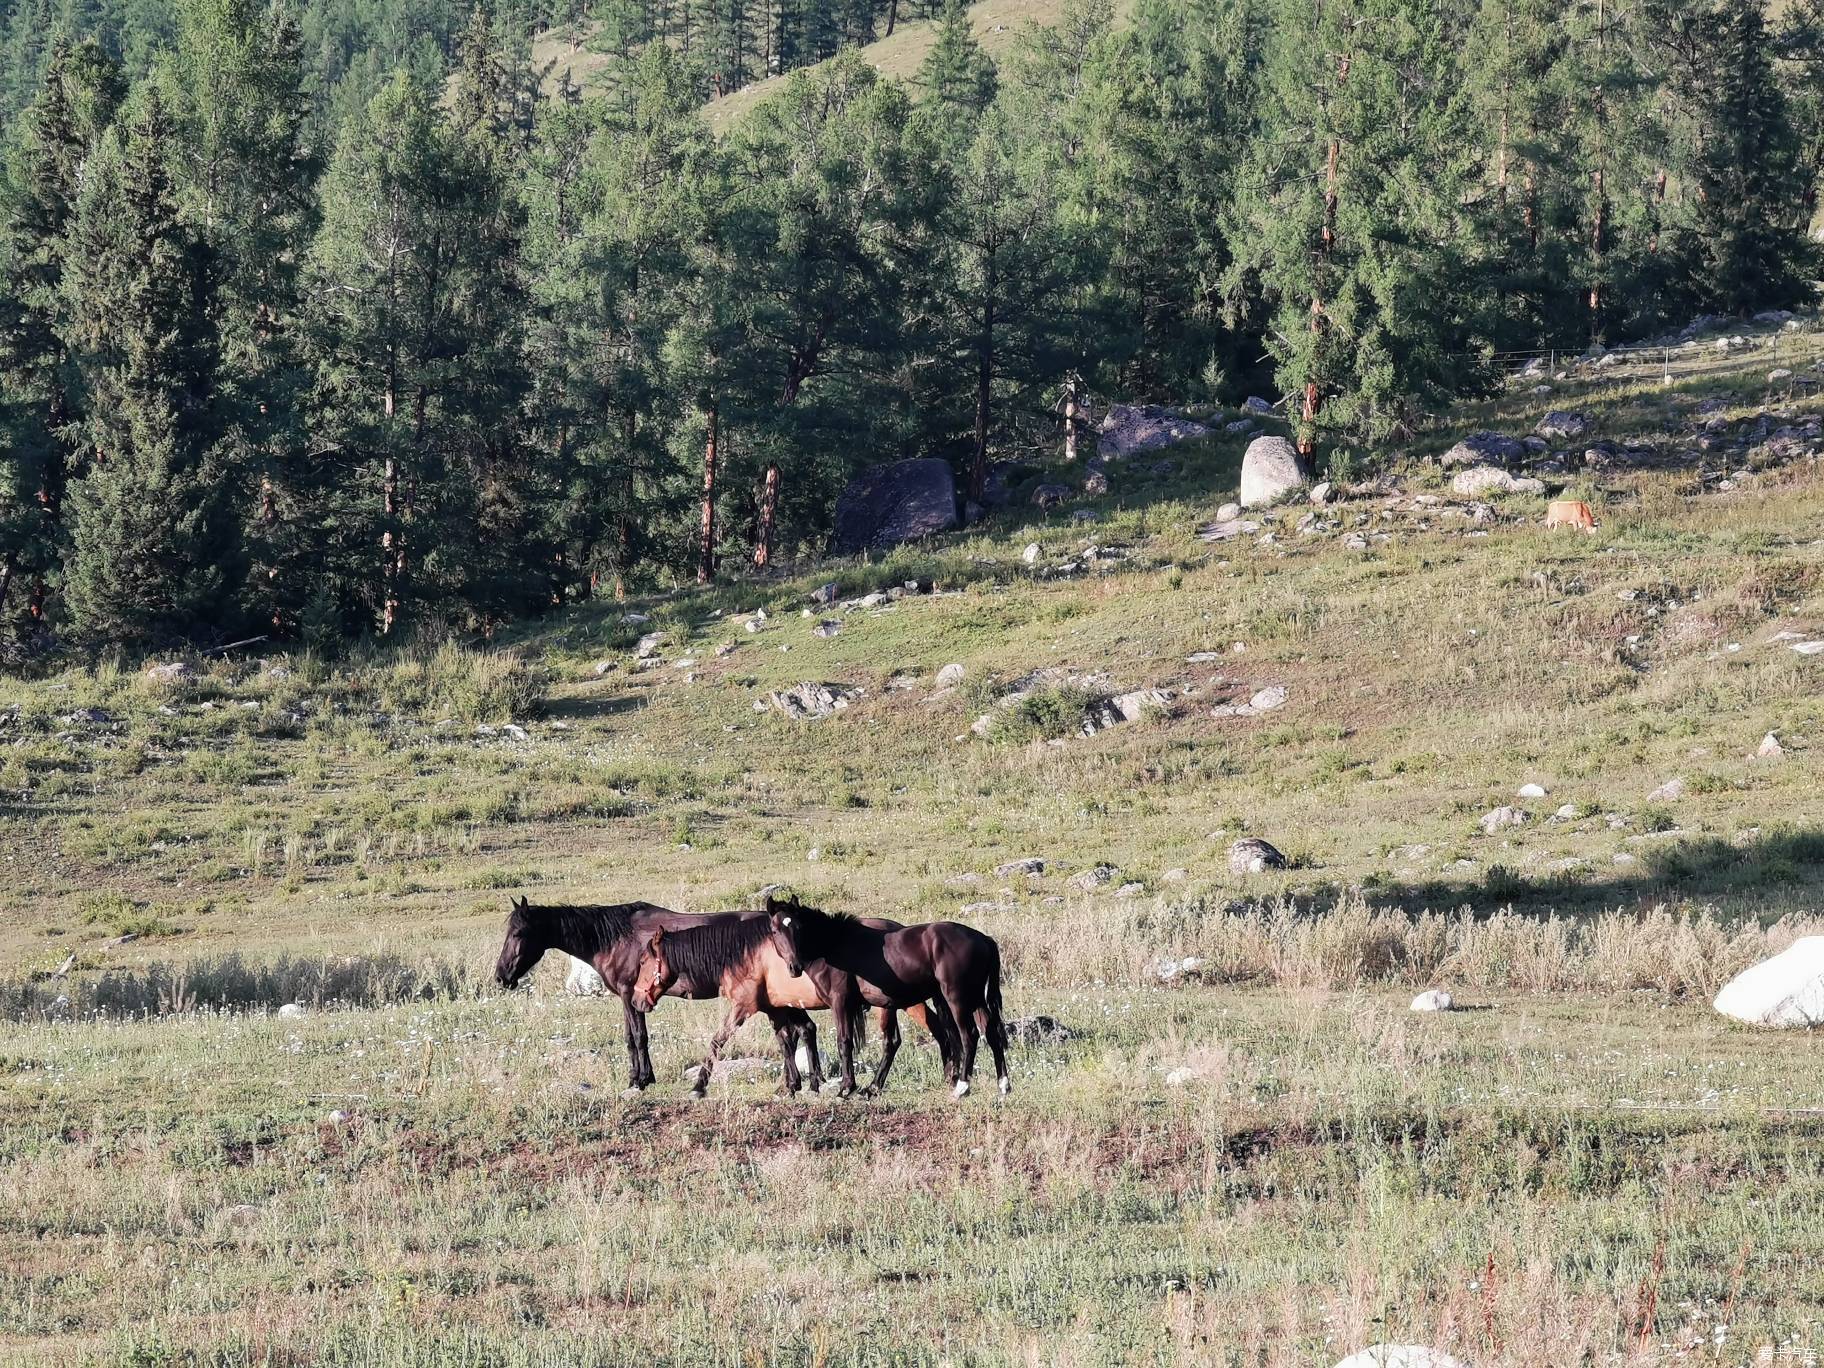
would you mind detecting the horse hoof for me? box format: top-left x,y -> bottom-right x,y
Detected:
953,1079 -> 971,1099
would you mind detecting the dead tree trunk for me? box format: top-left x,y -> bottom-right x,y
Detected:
969,273 -> 995,504
698,401 -> 719,585
1063,374 -> 1081,463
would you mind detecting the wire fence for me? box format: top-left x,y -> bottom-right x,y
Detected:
1488,321 -> 1824,393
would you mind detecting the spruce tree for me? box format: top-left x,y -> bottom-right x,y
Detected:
61,92 -> 239,646
918,0 -> 996,118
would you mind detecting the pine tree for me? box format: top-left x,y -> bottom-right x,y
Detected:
60,91 -> 239,645
918,0 -> 995,118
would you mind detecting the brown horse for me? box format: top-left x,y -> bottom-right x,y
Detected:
492,898 -> 826,1094
765,894 -> 1010,1098
634,916 -> 959,1097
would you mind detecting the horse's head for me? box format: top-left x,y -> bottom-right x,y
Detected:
494,896 -> 545,989
632,930 -> 673,1011
766,892 -> 808,977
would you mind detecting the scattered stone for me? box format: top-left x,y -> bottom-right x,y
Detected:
1451,465 -> 1543,497
1648,777 -> 1687,801
1197,517 -> 1263,543
1714,937 -> 1824,1027
1249,685 -> 1288,712
995,858 -> 1045,877
1517,782 -> 1547,799
946,873 -> 983,888
1109,687 -> 1175,723
1067,864 -> 1119,892
830,458 -> 959,554
1771,368 -> 1795,383
1096,403 -> 1214,458
1242,396 -> 1276,416
1555,804 -> 1582,820
936,663 -> 967,690
1439,431 -> 1526,469
327,1109 -> 350,1125
1083,469 -> 1109,496
145,662 -> 194,686
636,632 -> 665,659
277,1003 -> 306,1019
566,955 -> 607,995
810,582 -> 839,605
1239,435 -> 1313,508
1758,733 -> 1785,760
1215,501 -> 1241,522
683,1057 -> 773,1085
812,620 -> 841,638
1309,481 -> 1334,506
1228,837 -> 1287,876
715,642 -> 736,657
1791,641 -> 1824,656
1021,542 -> 1041,565
1480,806 -> 1529,835
1114,882 -> 1145,898
1409,990 -> 1454,1013
1162,868 -> 1189,884
769,681 -> 861,721
969,714 -> 992,738
501,724 -> 529,743
1535,411 -> 1591,441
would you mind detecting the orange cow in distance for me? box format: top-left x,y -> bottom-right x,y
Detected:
1546,500 -> 1598,532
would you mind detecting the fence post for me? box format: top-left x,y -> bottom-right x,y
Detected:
1663,346 -> 1670,388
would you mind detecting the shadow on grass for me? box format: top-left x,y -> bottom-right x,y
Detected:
1364,825 -> 1824,918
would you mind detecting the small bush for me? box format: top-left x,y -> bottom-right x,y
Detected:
989,685 -> 1094,744
377,642 -> 548,723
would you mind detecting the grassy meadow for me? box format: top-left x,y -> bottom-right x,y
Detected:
5,326 -> 1824,1362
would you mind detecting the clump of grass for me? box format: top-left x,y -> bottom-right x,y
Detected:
989,684 -> 1094,744
376,641 -> 548,723
77,893 -> 181,939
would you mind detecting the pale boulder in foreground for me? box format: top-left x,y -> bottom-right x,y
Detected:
1410,990 -> 1454,1013
1713,937 -> 1824,1027
1239,435 -> 1312,508
1333,1348 -> 1470,1368
565,954 -> 607,996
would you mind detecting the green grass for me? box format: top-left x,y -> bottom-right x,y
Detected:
5,322 -> 1824,1361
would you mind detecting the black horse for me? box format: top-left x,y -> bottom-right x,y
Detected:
493,897 -> 826,1093
765,894 -> 1010,1098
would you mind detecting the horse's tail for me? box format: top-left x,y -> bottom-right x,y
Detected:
984,938 -> 1005,1033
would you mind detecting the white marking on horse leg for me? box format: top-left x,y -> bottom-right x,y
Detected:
953,1079 -> 970,1099
795,1044 -> 812,1074
998,1075 -> 1011,1096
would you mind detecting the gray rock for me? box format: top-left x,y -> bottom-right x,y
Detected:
1110,687 -> 1175,722
1758,733 -> 1785,760
1009,1015 -> 1071,1044
1248,684 -> 1288,712
636,632 -> 665,659
1067,864 -> 1119,892
1242,396 -> 1276,416
1648,777 -> 1687,801
1021,542 -> 1041,564
1096,403 -> 1213,459
810,582 -> 839,605
1439,432 -> 1526,469
1480,806 -> 1529,834
1215,501 -> 1241,521
1239,436 -> 1312,508
278,1002 -> 307,1019
145,662 -> 194,685
1228,837 -> 1287,876
1031,483 -> 1073,508
830,458 -> 959,555
995,858 -> 1045,877
935,663 -> 966,690
1309,481 -> 1334,506
1450,465 -> 1525,497
769,681 -> 862,721
1535,411 -> 1591,441
812,620 -> 841,638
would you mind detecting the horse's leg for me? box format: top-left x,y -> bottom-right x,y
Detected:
692,990 -> 754,1098
907,999 -> 958,1082
983,959 -> 1012,1097
832,991 -> 861,1098
798,1016 -> 825,1091
768,1010 -> 803,1095
620,994 -> 651,1091
863,1007 -> 901,1097
941,982 -> 980,1099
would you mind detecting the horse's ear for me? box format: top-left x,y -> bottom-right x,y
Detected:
512,895 -> 527,913
648,929 -> 664,953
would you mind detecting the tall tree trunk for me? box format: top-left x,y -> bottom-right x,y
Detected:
381,456 -> 399,634
969,269 -> 995,504
1063,374 -> 1080,463
754,462 -> 780,567
698,401 -> 719,584
885,0 -> 897,35
0,551 -> 16,623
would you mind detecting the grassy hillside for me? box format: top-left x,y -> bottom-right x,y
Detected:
6,324 -> 1824,1362
525,0 -> 1081,130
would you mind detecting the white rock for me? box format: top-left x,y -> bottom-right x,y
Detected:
501,723 -> 529,743
1114,882 -> 1145,898
1022,543 -> 1041,565
328,1109 -> 350,1125
1162,868 -> 1189,883
1555,803 -> 1581,820
970,714 -> 992,737
1164,1067 -> 1193,1087
935,662 -> 966,690
1409,990 -> 1454,1013
1215,501 -> 1242,521
1239,435 -> 1313,508
1517,782 -> 1547,799
1648,777 -> 1687,801
1249,684 -> 1288,712
1332,1348 -> 1471,1368
1758,733 -> 1785,760
1792,641 -> 1824,656
565,955 -> 607,996
1714,937 -> 1824,1027
636,632 -> 665,659
277,1003 -> 306,1019
1309,481 -> 1333,506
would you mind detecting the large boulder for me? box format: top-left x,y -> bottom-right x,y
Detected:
1239,436 -> 1312,508
1536,410 -> 1591,441
565,954 -> 607,995
1096,403 -> 1213,460
1440,431 -> 1526,469
1714,937 -> 1824,1027
1450,466 -> 1545,497
830,458 -> 958,555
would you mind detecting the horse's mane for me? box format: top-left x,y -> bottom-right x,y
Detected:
524,903 -> 641,959
659,915 -> 772,981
